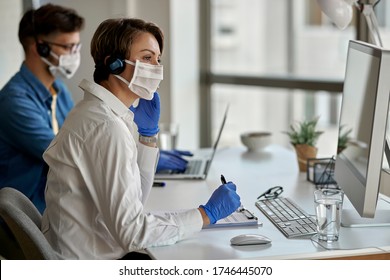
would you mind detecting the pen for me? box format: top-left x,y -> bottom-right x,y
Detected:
221,174 -> 246,214
153,181 -> 166,187
220,174 -> 227,184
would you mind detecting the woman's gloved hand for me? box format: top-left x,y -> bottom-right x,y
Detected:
200,182 -> 241,224
130,92 -> 160,136
157,150 -> 193,172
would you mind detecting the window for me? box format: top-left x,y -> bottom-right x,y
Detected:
205,0 -> 362,157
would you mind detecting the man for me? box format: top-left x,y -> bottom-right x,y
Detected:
0,4 -> 84,213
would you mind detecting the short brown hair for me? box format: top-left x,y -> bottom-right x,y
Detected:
91,18 -> 164,83
18,3 -> 85,51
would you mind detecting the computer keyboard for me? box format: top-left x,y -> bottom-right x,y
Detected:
255,197 -> 317,238
184,160 -> 202,174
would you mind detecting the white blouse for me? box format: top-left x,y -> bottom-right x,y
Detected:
42,79 -> 203,259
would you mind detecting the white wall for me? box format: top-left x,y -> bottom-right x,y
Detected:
0,0 -> 23,88
170,0 -> 199,149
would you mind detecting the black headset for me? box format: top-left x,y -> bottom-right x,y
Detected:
105,56 -> 126,75
36,42 -> 51,58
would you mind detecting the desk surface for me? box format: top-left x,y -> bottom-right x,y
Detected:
145,145 -> 390,260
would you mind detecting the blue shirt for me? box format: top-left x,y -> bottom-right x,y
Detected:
0,63 -> 74,213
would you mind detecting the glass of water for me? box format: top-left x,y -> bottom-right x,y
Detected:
314,188 -> 344,242
158,123 -> 179,150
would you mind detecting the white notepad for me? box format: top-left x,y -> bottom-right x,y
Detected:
205,207 -> 261,229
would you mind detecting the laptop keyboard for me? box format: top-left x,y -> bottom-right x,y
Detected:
255,197 -> 317,238
184,160 -> 203,174
157,159 -> 204,175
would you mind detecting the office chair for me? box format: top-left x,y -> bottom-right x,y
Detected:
0,218 -> 24,259
0,187 -> 59,259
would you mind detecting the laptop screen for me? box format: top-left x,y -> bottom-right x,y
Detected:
205,105 -> 229,174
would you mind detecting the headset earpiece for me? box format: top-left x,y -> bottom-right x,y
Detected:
36,42 -> 51,58
106,56 -> 125,75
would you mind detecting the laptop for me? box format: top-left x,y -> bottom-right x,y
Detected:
155,105 -> 228,180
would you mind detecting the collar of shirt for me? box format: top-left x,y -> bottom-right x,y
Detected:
78,79 -> 133,123
20,63 -> 63,105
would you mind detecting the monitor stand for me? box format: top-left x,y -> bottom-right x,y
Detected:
341,209 -> 390,228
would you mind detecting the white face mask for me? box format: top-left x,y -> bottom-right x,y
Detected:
42,51 -> 81,79
114,59 -> 163,100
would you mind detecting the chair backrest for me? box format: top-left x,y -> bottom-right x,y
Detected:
0,187 -> 59,259
0,218 -> 24,259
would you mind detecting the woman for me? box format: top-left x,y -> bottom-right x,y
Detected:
41,18 -> 240,260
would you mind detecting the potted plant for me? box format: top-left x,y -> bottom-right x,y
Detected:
337,125 -> 352,154
284,117 -> 323,172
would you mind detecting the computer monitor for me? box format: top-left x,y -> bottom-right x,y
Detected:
334,40 -> 390,228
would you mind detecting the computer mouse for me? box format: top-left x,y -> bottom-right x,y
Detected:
230,234 -> 272,246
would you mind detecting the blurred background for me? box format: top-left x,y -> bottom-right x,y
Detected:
1,0 -> 390,157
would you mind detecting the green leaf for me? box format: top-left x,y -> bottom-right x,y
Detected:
283,116 -> 323,147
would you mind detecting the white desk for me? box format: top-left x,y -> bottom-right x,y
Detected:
145,145 -> 390,260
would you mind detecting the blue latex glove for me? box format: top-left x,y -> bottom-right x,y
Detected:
157,150 -> 193,172
130,92 -> 160,136
200,182 -> 241,224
